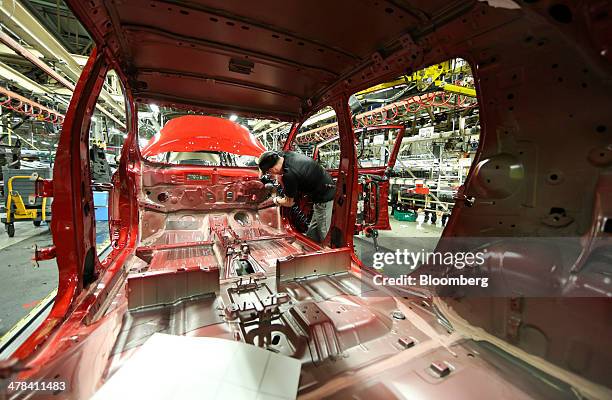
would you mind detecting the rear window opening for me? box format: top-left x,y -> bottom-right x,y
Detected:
348,58 -> 481,273
291,106 -> 340,170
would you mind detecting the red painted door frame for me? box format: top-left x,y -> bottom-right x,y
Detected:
10,48 -> 109,360
50,47 -> 107,309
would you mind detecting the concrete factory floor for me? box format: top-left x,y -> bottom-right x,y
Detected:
0,221 -> 111,340
0,223 -> 57,338
354,217 -> 445,276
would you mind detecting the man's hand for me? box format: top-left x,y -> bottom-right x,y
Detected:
273,196 -> 295,207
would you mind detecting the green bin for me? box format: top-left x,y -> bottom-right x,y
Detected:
393,209 -> 417,222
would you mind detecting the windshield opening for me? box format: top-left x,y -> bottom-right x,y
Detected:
137,105 -> 279,166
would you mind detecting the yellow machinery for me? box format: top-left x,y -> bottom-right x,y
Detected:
356,59 -> 476,98
2,173 -> 49,237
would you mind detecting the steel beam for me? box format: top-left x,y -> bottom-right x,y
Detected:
0,62 -> 71,111
0,32 -> 125,127
0,60 -> 72,108
0,61 -> 48,94
0,43 -> 88,65
254,121 -> 288,138
0,0 -> 125,125
0,30 -> 74,89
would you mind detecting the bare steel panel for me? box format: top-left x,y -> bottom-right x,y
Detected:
127,267 -> 219,310
275,248 -> 352,287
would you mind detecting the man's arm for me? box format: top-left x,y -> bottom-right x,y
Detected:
276,171 -> 297,207
273,196 -> 295,207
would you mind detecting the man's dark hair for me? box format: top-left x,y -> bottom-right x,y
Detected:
258,151 -> 282,173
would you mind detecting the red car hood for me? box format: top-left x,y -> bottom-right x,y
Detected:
141,115 -> 266,157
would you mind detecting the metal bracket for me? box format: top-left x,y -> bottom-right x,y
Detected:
32,244 -> 57,268
506,297 -> 523,341
34,178 -> 54,198
399,34 -> 416,52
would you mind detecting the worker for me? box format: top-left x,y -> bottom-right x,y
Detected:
258,150 -> 336,243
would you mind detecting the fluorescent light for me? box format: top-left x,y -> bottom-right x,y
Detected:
229,114 -> 238,122
302,109 -> 336,128
41,141 -> 50,145
150,104 -> 160,114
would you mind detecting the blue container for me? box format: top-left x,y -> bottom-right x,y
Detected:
93,192 -> 109,207
95,206 -> 109,221
93,192 -> 109,221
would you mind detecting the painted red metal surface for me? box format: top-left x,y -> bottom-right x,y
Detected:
141,165 -> 259,186
34,179 -> 54,198
413,184 -> 430,195
141,115 -> 266,157
8,48 -> 104,363
352,125 -> 405,231
33,245 -> 56,262
6,47 -> 142,379
2,2 -> 611,399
